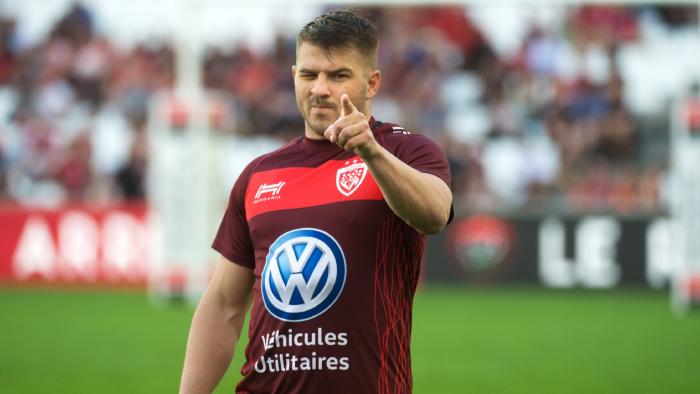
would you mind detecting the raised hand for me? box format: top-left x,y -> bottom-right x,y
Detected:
324,94 -> 378,159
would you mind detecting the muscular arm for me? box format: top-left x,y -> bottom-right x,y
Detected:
362,145 -> 451,234
325,94 -> 452,234
179,257 -> 254,394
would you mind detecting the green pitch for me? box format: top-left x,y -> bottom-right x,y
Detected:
1,286 -> 698,393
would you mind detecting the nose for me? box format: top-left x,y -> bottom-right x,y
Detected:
310,75 -> 331,97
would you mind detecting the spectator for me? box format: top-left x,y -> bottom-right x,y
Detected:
0,3 -> 691,217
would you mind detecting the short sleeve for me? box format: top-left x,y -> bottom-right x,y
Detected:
395,134 -> 452,188
393,133 -> 454,224
211,160 -> 259,268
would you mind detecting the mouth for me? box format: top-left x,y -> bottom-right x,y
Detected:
310,106 -> 335,113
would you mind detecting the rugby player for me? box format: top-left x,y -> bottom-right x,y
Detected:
180,10 -> 452,393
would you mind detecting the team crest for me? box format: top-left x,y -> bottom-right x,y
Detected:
336,159 -> 368,196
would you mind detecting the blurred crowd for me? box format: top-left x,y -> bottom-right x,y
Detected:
0,3 -> 698,215
0,4 -> 174,204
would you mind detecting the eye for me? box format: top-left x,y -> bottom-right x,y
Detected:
299,72 -> 317,80
333,73 -> 349,80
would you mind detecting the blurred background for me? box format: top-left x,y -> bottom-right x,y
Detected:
1,1 -> 699,393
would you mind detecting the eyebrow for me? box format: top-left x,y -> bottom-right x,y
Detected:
298,67 -> 353,74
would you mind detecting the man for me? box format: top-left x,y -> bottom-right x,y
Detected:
180,10 -> 452,394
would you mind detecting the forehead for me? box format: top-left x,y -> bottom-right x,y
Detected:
296,42 -> 365,71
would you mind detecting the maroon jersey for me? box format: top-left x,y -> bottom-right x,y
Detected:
212,118 -> 451,393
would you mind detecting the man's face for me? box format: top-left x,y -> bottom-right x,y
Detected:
293,42 -> 377,138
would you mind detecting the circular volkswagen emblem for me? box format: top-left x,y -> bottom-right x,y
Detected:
261,228 -> 346,322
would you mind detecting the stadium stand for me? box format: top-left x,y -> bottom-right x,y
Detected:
0,4 -> 698,216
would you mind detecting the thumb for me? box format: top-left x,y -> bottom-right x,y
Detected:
340,94 -> 357,117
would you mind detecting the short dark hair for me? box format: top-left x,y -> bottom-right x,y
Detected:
297,10 -> 379,67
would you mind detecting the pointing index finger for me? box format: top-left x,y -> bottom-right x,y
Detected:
341,94 -> 357,116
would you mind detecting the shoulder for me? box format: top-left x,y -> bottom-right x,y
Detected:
228,138 -> 301,197
373,119 -> 410,137
241,137 -> 303,176
372,119 -> 442,153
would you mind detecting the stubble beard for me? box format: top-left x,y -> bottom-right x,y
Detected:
298,96 -> 337,137
298,94 -> 367,137
305,108 -> 334,136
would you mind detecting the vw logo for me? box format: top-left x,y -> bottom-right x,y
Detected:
261,228 -> 346,322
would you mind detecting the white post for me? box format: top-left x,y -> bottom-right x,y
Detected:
147,0 -> 212,306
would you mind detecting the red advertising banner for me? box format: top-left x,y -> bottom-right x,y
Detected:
0,202 -> 151,287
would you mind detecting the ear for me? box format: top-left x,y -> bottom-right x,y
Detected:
366,70 -> 381,99
291,65 -> 297,79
